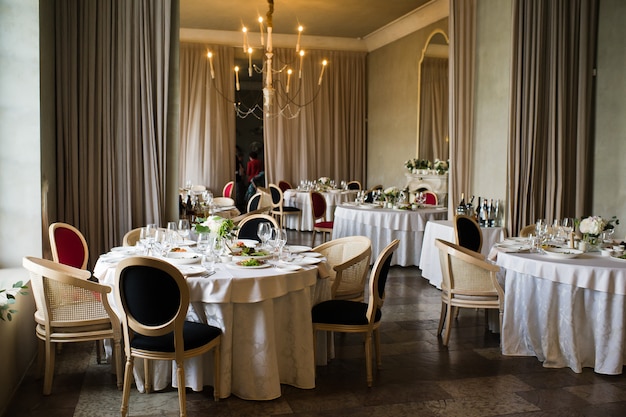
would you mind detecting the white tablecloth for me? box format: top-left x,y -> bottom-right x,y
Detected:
332,204 -> 447,266
94,256 -> 331,400
494,251 -> 626,374
419,220 -> 506,289
283,189 -> 358,231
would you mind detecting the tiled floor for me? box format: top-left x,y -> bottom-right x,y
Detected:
5,230 -> 626,417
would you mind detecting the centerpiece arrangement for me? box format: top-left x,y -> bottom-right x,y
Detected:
578,215 -> 619,250
404,158 -> 449,175
193,215 -> 237,239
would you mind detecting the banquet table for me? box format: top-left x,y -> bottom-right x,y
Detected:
494,249 -> 626,375
94,250 -> 331,400
283,189 -> 358,231
419,220 -> 506,289
332,203 -> 447,266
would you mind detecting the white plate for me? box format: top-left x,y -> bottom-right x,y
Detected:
178,265 -> 207,276
226,261 -> 271,269
495,243 -> 531,252
542,247 -> 583,259
609,254 -> 626,262
290,257 -> 322,265
287,245 -> 312,254
100,252 -> 127,262
275,264 -> 302,271
232,253 -> 273,261
302,252 -> 323,258
165,252 -> 201,264
180,239 -> 196,246
235,239 -> 259,248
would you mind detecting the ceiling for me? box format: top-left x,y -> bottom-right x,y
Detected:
181,0 -> 433,40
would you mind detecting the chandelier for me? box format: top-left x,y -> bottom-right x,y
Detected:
207,0 -> 328,119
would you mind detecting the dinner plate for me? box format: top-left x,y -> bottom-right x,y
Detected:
274,264 -> 302,271
232,253 -> 273,261
609,254 -> 626,262
226,261 -> 271,269
178,265 -> 207,276
164,252 -> 201,264
99,252 -> 127,262
235,239 -> 259,248
542,247 -> 583,259
289,257 -> 322,265
287,245 -> 312,254
302,252 -> 323,258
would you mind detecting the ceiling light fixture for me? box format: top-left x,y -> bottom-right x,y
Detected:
207,0 -> 328,120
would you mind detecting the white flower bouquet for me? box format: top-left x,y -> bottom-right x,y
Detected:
579,216 -> 606,236
434,159 -> 449,174
194,215 -> 236,238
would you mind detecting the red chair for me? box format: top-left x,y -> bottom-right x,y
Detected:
49,222 -> 89,270
311,191 -> 334,246
423,191 -> 438,205
278,180 -> 292,192
222,181 -> 234,198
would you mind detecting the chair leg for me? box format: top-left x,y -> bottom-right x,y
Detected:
120,356 -> 134,417
43,340 -> 55,395
213,344 -> 220,401
437,301 -> 447,335
144,358 -> 152,393
374,329 -> 382,369
113,338 -> 123,390
37,338 -> 45,379
175,360 -> 187,417
443,303 -> 454,346
311,230 -> 317,247
364,331 -> 373,387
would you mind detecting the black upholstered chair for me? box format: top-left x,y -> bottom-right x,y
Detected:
312,239 -> 399,387
269,183 -> 302,230
114,257 -> 222,417
236,214 -> 279,242
454,214 -> 483,253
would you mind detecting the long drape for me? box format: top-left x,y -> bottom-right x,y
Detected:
179,43 -> 235,194
54,0 -> 174,265
263,49 -> 367,187
419,57 -> 449,162
507,0 -> 598,235
448,0 -> 476,217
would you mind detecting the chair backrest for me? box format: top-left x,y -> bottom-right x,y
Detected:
268,183 -> 282,206
423,191 -> 438,205
236,214 -> 279,241
190,184 -> 207,193
278,180 -> 292,192
23,256 -> 113,327
114,257 -> 187,347
314,236 -> 372,299
247,192 -> 262,212
435,239 -> 502,296
519,224 -> 535,237
49,222 -> 89,269
366,239 -> 400,322
222,181 -> 234,198
347,180 -> 362,190
310,191 -> 327,222
123,228 -> 142,246
454,214 -> 483,252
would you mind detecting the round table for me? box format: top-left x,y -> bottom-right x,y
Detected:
332,203 -> 448,266
283,189 -> 358,231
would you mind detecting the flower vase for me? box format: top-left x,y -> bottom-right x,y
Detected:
583,234 -> 600,252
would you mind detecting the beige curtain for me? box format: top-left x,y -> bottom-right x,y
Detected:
179,43 -> 235,194
419,57 -> 449,162
264,49 -> 367,187
54,0 -> 175,266
448,0 -> 476,216
507,0 -> 598,235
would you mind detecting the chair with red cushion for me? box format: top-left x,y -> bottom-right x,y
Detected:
311,191 -> 334,246
49,222 -> 89,270
222,181 -> 234,198
423,191 -> 438,205
278,180 -> 292,192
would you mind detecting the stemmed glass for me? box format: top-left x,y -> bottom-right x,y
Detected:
145,223 -> 157,255
416,192 -> 426,205
178,219 -> 190,242
274,228 -> 287,260
257,222 -> 272,249
535,219 -> 547,251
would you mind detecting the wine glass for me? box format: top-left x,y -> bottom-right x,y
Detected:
178,219 -> 190,241
274,228 -> 287,260
257,222 -> 272,249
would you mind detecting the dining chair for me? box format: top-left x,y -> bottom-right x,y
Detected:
346,180 -> 362,191
313,236 -> 372,301
236,214 -> 279,241
114,256 -> 222,416
212,196 -> 235,207
246,191 -> 271,214
22,256 -> 123,395
49,222 -> 89,270
434,239 -> 503,346
269,183 -> 302,230
278,180 -> 292,192
519,224 -> 535,237
364,185 -> 383,203
454,214 -> 483,253
222,181 -> 234,198
310,191 -> 334,247
422,191 -> 438,205
122,228 -> 142,246
312,239 -> 399,387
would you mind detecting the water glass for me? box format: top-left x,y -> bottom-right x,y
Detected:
257,222 -> 272,249
196,233 -> 210,254
201,254 -> 216,274
178,219 -> 190,240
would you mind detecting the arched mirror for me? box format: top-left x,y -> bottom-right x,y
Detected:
416,30 -> 449,163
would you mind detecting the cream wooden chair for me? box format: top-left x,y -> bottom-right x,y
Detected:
312,239 -> 399,387
346,180 -> 362,190
435,239 -> 503,346
114,257 -> 222,416
269,183 -> 302,230
23,256 -> 123,395
313,236 -> 372,301
49,222 -> 89,270
519,224 -> 536,237
236,214 -> 279,242
122,228 -> 142,246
